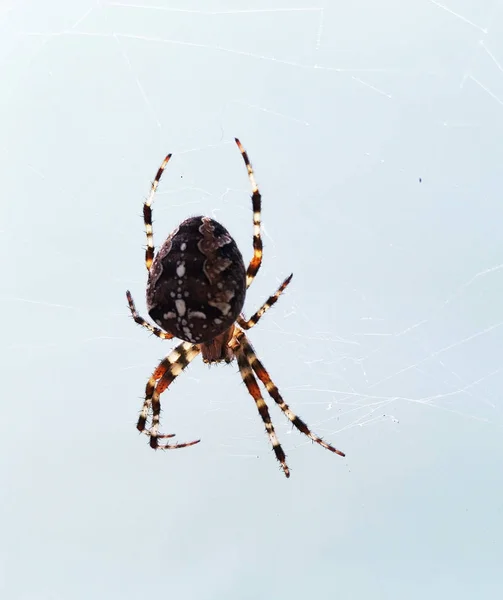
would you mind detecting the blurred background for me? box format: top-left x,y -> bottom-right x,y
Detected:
1,1 -> 502,598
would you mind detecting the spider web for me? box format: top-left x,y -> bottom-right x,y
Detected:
6,0 -> 501,437
1,1 -> 503,595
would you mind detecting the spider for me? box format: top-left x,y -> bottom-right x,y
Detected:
126,138 -> 345,478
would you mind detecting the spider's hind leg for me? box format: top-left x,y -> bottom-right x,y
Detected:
143,153 -> 172,271
125,155 -> 175,341
235,138 -> 263,289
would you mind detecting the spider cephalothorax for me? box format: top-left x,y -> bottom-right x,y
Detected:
126,139 -> 345,478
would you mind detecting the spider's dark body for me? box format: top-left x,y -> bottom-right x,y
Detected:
146,216 -> 246,346
126,138 -> 345,478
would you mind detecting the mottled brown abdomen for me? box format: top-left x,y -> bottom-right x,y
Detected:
146,216 -> 246,344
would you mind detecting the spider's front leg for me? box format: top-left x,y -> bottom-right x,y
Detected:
232,331 -> 291,478
139,341 -> 202,449
240,336 -> 345,458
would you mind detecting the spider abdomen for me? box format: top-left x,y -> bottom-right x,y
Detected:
146,216 -> 246,344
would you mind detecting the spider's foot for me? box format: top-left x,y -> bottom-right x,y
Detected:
158,438 -> 201,450
126,290 -> 136,312
316,437 -> 345,458
148,431 -> 200,450
272,443 -> 290,478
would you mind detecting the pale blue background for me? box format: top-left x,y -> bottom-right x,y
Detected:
1,1 -> 502,598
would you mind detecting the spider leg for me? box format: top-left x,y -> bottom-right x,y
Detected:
140,341 -> 202,449
126,290 -> 174,340
240,336 -> 345,458
235,339 -> 290,478
238,273 -> 293,330
137,352 -> 175,435
235,138 -> 263,289
144,153 -> 173,271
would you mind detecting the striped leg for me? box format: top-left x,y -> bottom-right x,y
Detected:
240,337 -> 345,458
139,341 -> 201,449
144,153 -> 173,271
137,351 -> 177,436
235,138 -> 263,288
126,290 -> 174,340
235,342 -> 290,477
238,273 -> 293,331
